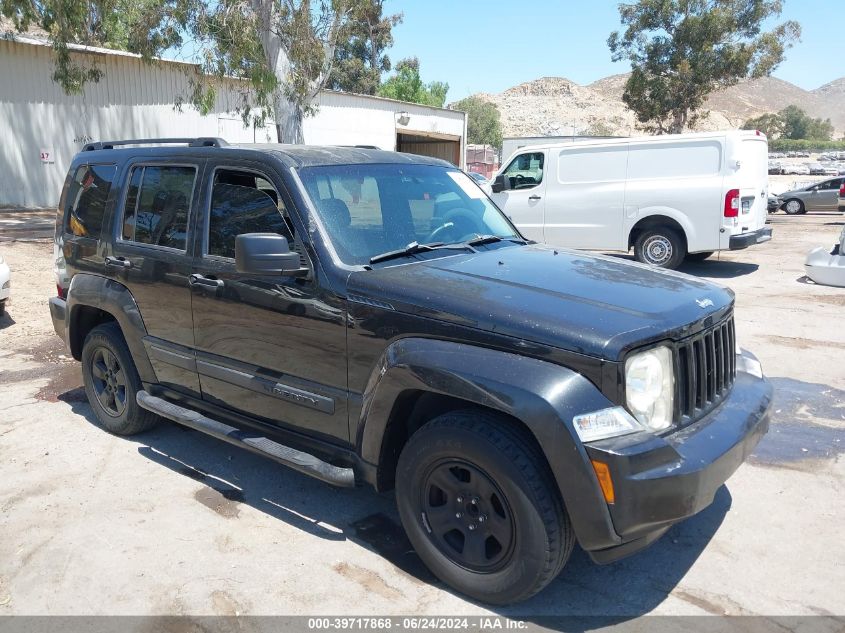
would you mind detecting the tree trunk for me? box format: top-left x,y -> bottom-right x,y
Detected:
274,96 -> 305,144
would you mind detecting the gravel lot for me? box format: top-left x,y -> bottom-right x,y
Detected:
0,211 -> 843,621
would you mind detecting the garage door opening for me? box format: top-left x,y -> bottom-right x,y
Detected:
396,131 -> 461,166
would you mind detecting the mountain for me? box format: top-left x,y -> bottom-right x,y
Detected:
467,74 -> 844,139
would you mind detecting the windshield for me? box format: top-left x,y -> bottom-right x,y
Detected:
298,163 -> 521,265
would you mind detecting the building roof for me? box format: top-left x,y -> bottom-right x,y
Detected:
1,30 -> 463,118
77,142 -> 453,169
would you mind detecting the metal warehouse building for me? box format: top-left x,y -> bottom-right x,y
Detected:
0,35 -> 467,208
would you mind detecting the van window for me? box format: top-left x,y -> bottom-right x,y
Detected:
121,165 -> 196,250
557,146 -> 628,183
65,164 -> 117,238
501,152 -> 544,190
627,141 -> 721,179
207,169 -> 292,259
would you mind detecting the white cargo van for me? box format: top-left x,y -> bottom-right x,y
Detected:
490,130 -> 772,268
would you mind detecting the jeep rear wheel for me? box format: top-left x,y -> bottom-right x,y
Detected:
395,410 -> 573,604
82,322 -> 159,435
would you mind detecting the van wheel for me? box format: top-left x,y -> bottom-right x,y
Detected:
634,228 -> 686,269
395,410 -> 574,604
686,251 -> 714,262
783,198 -> 804,215
81,322 -> 159,436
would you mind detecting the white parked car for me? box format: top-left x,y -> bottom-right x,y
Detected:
0,254 -> 9,316
491,130 -> 772,268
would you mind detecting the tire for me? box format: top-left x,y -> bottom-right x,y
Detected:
395,409 -> 574,604
783,198 -> 804,215
81,322 -> 159,436
686,251 -> 714,262
633,227 -> 686,269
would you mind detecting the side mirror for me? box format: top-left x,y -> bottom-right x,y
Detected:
235,233 -> 307,277
491,174 -> 509,193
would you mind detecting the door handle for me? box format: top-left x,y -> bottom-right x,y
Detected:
189,274 -> 224,289
104,256 -> 132,269
528,195 -> 542,201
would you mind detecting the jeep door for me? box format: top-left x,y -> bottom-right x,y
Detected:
108,157 -> 206,397
188,161 -> 349,443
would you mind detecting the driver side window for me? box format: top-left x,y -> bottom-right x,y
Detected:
502,152 -> 544,190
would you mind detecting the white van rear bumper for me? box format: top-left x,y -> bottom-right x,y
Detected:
729,226 -> 772,250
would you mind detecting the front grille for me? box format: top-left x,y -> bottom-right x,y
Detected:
675,316 -> 736,421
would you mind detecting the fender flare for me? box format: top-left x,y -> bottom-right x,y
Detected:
356,337 -> 622,551
66,273 -> 156,383
629,208 -> 698,252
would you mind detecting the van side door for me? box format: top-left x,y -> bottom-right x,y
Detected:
490,151 -> 547,242
188,160 -> 349,443
543,145 -> 628,250
108,157 -> 206,398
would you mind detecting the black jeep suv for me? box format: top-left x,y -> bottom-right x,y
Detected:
49,138 -> 772,604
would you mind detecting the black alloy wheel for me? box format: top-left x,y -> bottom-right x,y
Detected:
421,459 -> 516,572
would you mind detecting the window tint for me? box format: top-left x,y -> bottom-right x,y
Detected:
65,164 -> 117,238
502,152 -> 544,189
121,166 -> 195,250
207,171 -> 290,259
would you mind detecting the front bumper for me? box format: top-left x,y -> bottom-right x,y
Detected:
582,351 -> 772,563
49,296 -> 67,342
729,226 -> 773,250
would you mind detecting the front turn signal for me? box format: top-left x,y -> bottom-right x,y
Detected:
591,460 -> 615,505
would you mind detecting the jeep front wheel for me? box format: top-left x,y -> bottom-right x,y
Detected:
395,410 -> 573,604
82,322 -> 159,435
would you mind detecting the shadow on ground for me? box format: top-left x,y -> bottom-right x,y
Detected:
57,386 -> 734,626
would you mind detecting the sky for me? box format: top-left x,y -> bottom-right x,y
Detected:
383,0 -> 840,103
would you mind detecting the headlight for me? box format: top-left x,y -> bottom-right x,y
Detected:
625,345 -> 674,431
573,407 -> 643,443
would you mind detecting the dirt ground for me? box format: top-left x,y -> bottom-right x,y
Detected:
0,212 -> 844,621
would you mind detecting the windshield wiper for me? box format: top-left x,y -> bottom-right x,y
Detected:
465,234 -> 530,247
369,241 -> 473,265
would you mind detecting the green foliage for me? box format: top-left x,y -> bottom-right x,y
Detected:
2,0 -> 390,141
743,106 -> 834,140
377,57 -> 448,107
2,0 -> 185,94
327,0 -> 402,95
741,112 -> 784,138
451,96 -> 502,149
768,139 -> 845,152
608,0 -> 801,133
778,105 -> 834,140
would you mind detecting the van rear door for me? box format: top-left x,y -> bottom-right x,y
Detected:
729,135 -> 768,236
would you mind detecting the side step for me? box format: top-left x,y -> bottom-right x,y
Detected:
137,391 -> 355,487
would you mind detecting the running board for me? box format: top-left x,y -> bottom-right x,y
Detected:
137,391 -> 355,487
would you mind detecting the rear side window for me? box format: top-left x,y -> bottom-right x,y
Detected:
65,164 -> 117,238
121,165 -> 196,251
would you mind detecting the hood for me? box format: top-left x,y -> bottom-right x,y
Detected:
347,244 -> 734,360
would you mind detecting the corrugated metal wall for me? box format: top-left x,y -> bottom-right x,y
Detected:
0,38 -> 466,208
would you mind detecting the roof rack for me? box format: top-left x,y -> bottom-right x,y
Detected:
82,137 -> 229,151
